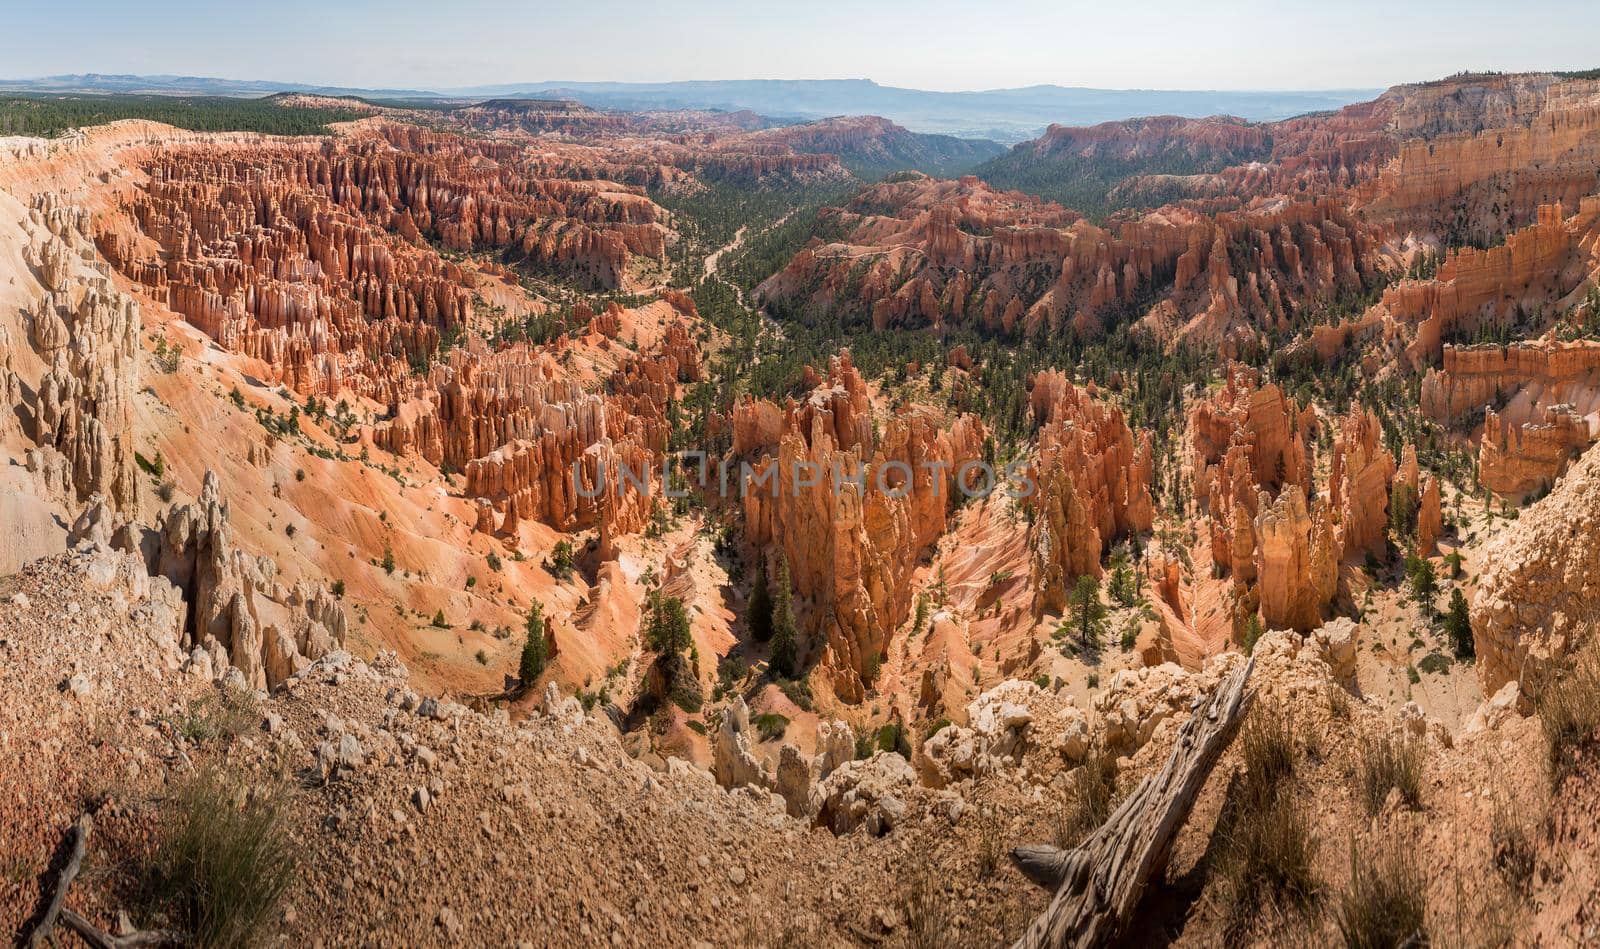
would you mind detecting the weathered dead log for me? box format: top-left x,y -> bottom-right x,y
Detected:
1010,657 -> 1256,948
24,813 -> 92,949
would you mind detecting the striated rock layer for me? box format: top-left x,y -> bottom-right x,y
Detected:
1422,339 -> 1600,498
736,353 -> 984,702
1025,371 -> 1154,613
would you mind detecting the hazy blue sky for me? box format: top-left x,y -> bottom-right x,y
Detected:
4,0 -> 1597,92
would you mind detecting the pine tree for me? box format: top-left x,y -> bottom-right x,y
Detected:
520,600 -> 548,686
1108,561 -> 1137,607
645,591 -> 691,655
747,561 -> 773,642
769,557 -> 798,679
1444,588 -> 1473,658
1405,554 -> 1438,614
1069,574 -> 1106,654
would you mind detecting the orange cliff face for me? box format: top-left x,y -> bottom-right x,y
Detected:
757,173 -> 1393,353
1422,339 -> 1600,498
735,353 -> 985,703
1184,365 -> 1329,641
1025,371 -> 1153,614
1172,366 -> 1436,650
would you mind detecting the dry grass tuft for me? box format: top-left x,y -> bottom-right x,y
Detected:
136,766 -> 296,948
1489,798 -> 1537,894
1211,709 -> 1319,936
1333,838 -> 1427,949
1356,732 -> 1423,817
1535,653 -> 1600,785
1051,745 -> 1117,849
898,866 -> 991,949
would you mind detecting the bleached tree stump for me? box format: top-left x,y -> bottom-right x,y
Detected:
1011,657 -> 1256,948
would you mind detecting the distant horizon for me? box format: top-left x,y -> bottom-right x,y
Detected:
2,72 -> 1402,97
3,0 -> 1597,95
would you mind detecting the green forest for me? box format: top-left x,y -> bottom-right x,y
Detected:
0,94 -> 363,138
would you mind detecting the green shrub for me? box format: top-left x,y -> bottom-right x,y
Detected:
753,712 -> 790,742
862,651 -> 882,687
1404,554 -> 1437,613
548,539 -> 576,580
875,722 -> 911,759
1443,588 -> 1473,658
644,591 -> 692,654
138,767 -> 295,949
1242,613 -> 1265,655
1108,561 -> 1138,607
777,677 -> 813,711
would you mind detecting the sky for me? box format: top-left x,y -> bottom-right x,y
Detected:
3,0 -> 1598,93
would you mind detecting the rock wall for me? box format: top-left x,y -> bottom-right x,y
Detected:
1472,440 -> 1600,697
150,471 -> 347,689
1421,340 -> 1600,498
739,353 -> 984,701
1026,372 -> 1154,613
1379,201 -> 1600,366
1479,405 -> 1593,498
7,195 -> 142,513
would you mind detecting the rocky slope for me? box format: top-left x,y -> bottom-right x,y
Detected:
4,544 -> 1590,946
1471,438 -> 1600,698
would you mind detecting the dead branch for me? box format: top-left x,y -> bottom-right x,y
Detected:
24,813 -> 92,949
60,909 -> 184,949
22,812 -> 184,949
1010,657 -> 1256,948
